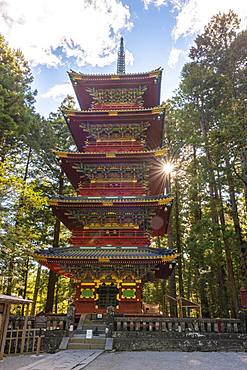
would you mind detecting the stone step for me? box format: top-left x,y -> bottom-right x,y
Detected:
67,342 -> 105,350
83,321 -> 106,327
70,337 -> 106,345
83,324 -> 106,329
73,333 -> 106,338
74,329 -> 106,335
68,336 -> 106,350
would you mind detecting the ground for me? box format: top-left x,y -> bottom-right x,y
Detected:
1,351 -> 247,370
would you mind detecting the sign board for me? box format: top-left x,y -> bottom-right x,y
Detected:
0,304 -> 4,314
86,329 -> 93,339
97,314 -> 103,319
35,316 -> 47,329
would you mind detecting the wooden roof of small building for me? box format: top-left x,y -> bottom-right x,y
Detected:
0,295 -> 32,305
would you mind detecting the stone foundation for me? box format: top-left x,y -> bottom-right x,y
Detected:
113,332 -> 247,352
43,329 -> 65,353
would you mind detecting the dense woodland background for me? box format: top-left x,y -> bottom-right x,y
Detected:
0,11 -> 246,318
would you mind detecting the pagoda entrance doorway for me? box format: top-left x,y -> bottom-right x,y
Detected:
96,283 -> 119,308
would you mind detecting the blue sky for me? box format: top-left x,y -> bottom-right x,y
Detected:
1,0 -> 247,116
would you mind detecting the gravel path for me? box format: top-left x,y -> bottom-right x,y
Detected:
0,353 -> 51,370
1,351 -> 247,370
85,351 -> 247,370
0,350 -> 103,370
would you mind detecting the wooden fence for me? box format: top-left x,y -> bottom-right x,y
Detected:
4,315 -> 67,355
5,328 -> 44,355
114,317 -> 246,334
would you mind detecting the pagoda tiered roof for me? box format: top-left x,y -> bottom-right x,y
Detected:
34,246 -> 177,260
49,194 -> 173,205
55,147 -> 166,158
34,40 -> 177,315
69,68 -> 162,110
33,246 -> 178,280
49,194 -> 173,237
64,107 -> 165,151
55,147 -> 167,195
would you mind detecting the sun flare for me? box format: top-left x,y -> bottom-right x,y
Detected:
162,162 -> 174,175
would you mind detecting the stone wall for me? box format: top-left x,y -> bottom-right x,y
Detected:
43,329 -> 65,353
113,331 -> 247,352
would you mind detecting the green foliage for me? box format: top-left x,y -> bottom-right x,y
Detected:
0,35 -> 74,309
157,10 -> 247,318
0,35 -> 36,161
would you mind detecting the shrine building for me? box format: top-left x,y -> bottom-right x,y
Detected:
34,38 -> 177,315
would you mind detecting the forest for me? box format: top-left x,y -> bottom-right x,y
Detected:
0,11 -> 246,319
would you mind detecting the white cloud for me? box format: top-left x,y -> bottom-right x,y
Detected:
168,47 -> 184,68
143,0 -> 247,39
41,83 -> 75,101
173,0 -> 247,40
0,0 -> 133,67
125,49 -> 134,66
143,0 -> 168,10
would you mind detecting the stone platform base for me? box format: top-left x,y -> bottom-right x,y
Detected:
113,332 -> 247,352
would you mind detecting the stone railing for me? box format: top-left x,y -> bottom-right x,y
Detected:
8,314 -> 67,331
114,317 -> 246,334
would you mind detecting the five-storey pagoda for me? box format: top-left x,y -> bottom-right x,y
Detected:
34,39 -> 177,315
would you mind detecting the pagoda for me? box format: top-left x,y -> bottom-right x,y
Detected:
34,38 -> 177,315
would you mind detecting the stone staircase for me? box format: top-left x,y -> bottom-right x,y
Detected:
67,314 -> 107,350
68,335 -> 106,350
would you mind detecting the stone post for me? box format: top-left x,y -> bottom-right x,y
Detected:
106,305 -> 115,337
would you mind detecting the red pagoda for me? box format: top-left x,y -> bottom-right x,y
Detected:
34,38 -> 177,315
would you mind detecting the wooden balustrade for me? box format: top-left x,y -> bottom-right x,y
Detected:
113,317 -> 245,334
72,230 -> 149,237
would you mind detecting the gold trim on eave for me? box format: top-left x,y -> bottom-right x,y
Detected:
161,254 -> 178,262
49,200 -> 59,206
152,107 -> 161,114
106,153 -> 116,157
98,258 -> 110,262
158,197 -> 174,205
149,70 -> 162,78
154,147 -> 167,157
53,151 -> 68,158
111,75 -> 120,80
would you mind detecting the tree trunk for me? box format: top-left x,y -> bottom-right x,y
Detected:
45,169 -> 63,313
167,216 -> 177,317
224,155 -> 247,283
21,257 -> 29,315
190,145 -> 210,317
240,149 -> 247,210
217,168 -> 239,317
45,270 -> 58,314
5,147 -> 32,296
174,176 -> 185,316
54,278 -> 59,314
198,275 -> 210,317
6,260 -> 14,296
31,265 -> 41,316
198,101 -> 229,315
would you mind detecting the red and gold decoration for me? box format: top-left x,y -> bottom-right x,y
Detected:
33,39 -> 177,315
